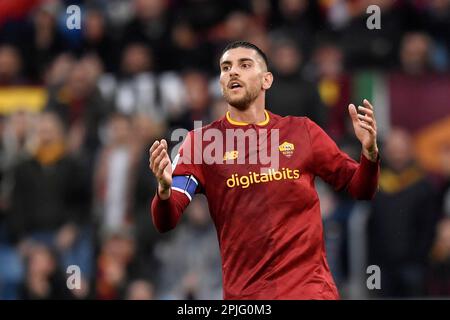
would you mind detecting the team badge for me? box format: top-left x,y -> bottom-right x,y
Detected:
279,141 -> 295,158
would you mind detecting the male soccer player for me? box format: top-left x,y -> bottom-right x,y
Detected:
149,41 -> 380,299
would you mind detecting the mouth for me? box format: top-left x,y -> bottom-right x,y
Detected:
228,80 -> 244,91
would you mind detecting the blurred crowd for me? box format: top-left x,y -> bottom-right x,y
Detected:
0,0 -> 449,299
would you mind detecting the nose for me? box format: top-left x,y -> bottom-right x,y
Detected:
229,65 -> 240,78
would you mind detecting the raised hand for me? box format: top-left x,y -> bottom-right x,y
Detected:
348,99 -> 379,162
149,139 -> 172,199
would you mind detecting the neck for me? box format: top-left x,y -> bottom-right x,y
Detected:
227,94 -> 266,124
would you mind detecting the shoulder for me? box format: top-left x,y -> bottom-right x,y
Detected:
203,117 -> 224,131
269,112 -> 313,129
270,114 -> 327,144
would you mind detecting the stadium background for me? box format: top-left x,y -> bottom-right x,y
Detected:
0,0 -> 449,299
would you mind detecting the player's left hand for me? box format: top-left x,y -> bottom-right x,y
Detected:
348,99 -> 378,162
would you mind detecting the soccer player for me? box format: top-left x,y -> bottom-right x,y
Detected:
149,41 -> 380,299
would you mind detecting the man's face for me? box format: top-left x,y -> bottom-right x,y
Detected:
37,113 -> 64,146
384,129 -> 413,172
219,47 -> 271,110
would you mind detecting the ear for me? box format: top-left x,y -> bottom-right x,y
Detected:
262,72 -> 273,90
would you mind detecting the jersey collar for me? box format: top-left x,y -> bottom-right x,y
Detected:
225,110 -> 270,127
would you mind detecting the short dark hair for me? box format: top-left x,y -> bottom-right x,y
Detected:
221,41 -> 269,70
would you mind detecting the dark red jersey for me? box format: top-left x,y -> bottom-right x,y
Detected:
152,111 -> 380,299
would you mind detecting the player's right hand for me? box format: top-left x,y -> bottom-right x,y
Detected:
149,139 -> 172,199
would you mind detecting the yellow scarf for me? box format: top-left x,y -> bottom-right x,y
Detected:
34,142 -> 66,166
379,166 -> 423,194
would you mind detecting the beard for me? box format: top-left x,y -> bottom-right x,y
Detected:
222,85 -> 260,110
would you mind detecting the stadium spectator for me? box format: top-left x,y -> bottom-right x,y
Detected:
96,231 -> 136,299
121,0 -> 172,71
8,111 -> 93,285
399,32 -> 434,75
26,2 -> 65,82
93,113 -> 140,235
128,114 -> 164,283
168,20 -> 215,73
124,279 -> 155,300
19,243 -> 74,300
0,111 -> 34,184
80,8 -> 118,73
0,45 -> 26,85
108,42 -> 185,123
339,0 -> 405,70
177,0 -> 234,33
168,69 -> 213,131
269,0 -> 320,59
154,196 -> 222,299
266,38 -> 328,127
45,54 -> 111,164
312,42 -> 351,140
367,128 -> 440,297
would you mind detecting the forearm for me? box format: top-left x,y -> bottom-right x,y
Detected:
151,190 -> 189,232
347,153 -> 380,200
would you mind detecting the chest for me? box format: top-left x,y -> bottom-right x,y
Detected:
201,126 -> 315,198
200,125 -> 319,227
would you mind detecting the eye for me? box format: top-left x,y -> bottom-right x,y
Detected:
222,65 -> 230,72
241,63 -> 250,69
